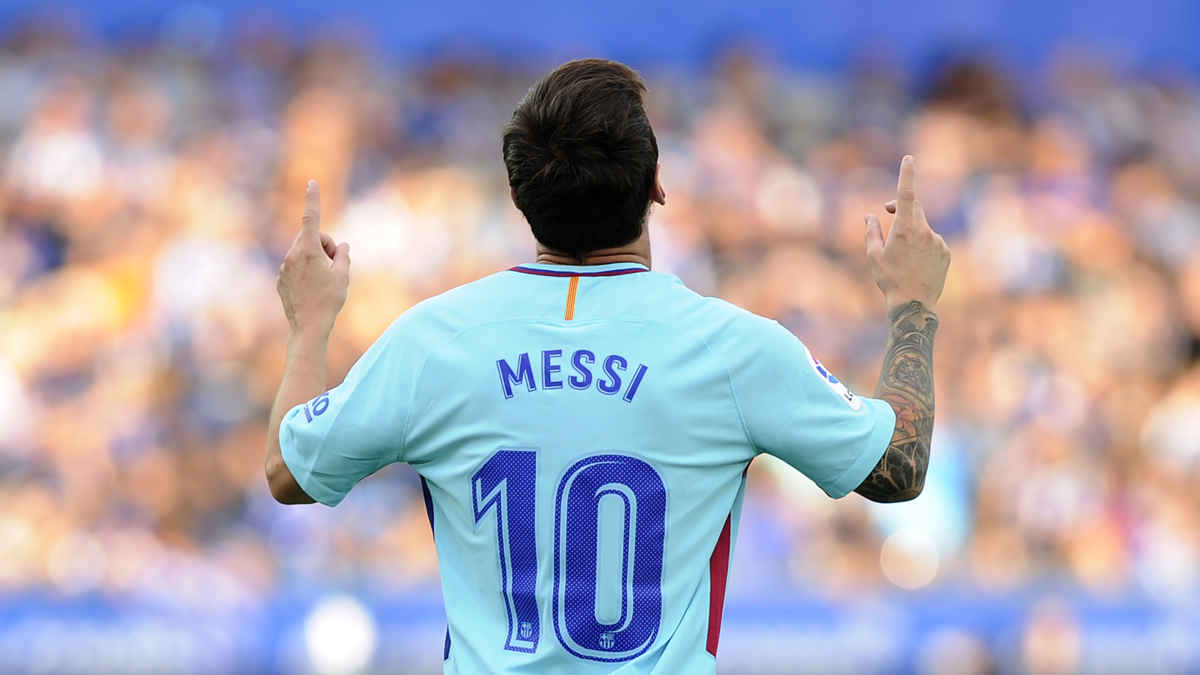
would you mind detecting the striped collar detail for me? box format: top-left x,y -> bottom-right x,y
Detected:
508,263 -> 649,278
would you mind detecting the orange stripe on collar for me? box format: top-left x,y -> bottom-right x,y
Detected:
565,276 -> 580,321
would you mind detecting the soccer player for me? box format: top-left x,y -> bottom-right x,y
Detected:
266,59 -> 950,674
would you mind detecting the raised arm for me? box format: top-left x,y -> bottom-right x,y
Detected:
854,156 -> 950,503
265,181 -> 351,504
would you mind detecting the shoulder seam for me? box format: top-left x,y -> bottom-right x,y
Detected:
397,325 -> 472,464
663,320 -> 759,452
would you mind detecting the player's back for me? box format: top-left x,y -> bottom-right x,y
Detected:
281,261 -> 895,674
409,262 -> 753,675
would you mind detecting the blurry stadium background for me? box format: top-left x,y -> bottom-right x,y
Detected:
1,0 -> 1200,673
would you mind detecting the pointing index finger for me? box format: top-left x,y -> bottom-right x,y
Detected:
301,180 -> 321,235
895,155 -> 916,224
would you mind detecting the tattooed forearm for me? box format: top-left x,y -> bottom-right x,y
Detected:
854,301 -> 939,503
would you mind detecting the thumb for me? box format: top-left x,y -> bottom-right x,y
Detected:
865,214 -> 885,262
331,241 -> 351,273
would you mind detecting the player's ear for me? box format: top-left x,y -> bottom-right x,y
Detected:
510,185 -> 518,208
650,163 -> 666,206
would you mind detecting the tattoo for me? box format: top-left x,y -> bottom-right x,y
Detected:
854,301 -> 938,503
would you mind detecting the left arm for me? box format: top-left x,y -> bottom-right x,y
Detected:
853,155 -> 950,503
265,180 -> 351,504
853,301 -> 938,503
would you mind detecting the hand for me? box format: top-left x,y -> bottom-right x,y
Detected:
277,180 -> 350,339
865,156 -> 951,312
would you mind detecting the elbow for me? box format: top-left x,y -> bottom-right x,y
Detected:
269,482 -> 307,505
264,461 -> 292,504
854,471 -> 927,504
265,455 -> 312,505
854,426 -> 933,504
871,484 -> 924,503
274,492 -> 311,506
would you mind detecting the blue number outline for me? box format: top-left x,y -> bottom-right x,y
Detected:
471,449 -> 668,661
552,454 -> 667,662
471,448 -> 540,653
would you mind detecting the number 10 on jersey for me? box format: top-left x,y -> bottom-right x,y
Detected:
471,449 -> 668,662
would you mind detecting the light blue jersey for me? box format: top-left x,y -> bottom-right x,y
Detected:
280,262 -> 896,674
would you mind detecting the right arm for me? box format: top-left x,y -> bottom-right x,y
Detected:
854,156 -> 950,503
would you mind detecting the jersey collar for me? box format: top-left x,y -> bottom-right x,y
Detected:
508,262 -> 650,278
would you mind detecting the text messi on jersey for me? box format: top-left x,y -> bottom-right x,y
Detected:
497,350 -> 649,403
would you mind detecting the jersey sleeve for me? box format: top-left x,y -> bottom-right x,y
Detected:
725,317 -> 896,499
279,317 -> 426,507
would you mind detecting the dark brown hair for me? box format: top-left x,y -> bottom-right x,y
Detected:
502,59 -> 659,259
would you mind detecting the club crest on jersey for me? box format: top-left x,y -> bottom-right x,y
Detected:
520,621 -> 534,640
803,345 -> 862,411
599,632 -> 615,650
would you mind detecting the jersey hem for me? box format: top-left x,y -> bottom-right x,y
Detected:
820,396 -> 897,499
279,410 -> 348,507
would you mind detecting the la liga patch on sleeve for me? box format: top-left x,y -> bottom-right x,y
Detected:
803,345 -> 863,411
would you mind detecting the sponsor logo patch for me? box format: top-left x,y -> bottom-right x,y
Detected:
803,345 -> 862,411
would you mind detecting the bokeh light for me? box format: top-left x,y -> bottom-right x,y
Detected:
304,595 -> 378,675
879,528 -> 939,590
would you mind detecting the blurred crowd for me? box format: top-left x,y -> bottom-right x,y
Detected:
1,16 -> 1200,642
